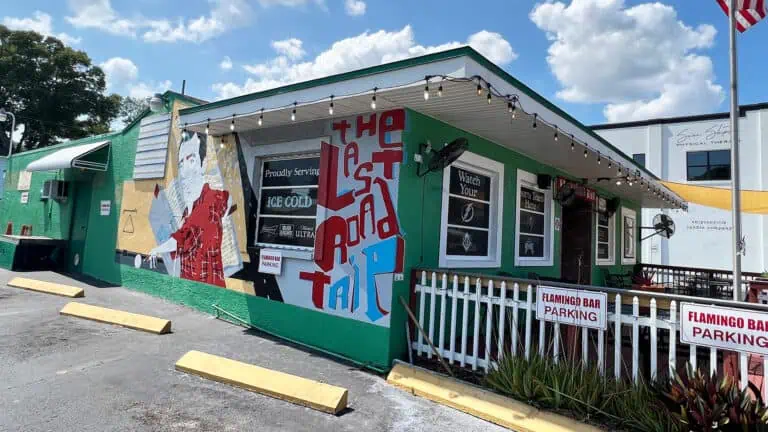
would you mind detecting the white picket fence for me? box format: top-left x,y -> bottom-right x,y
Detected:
411,270 -> 768,398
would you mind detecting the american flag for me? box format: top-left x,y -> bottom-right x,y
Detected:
717,0 -> 768,32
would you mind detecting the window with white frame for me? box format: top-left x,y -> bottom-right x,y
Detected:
256,154 -> 320,249
515,169 -> 553,266
621,207 -> 637,265
595,198 -> 615,265
439,152 -> 504,268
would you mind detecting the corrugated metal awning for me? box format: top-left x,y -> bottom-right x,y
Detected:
26,140 -> 110,172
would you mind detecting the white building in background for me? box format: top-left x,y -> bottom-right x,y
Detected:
593,103 -> 768,273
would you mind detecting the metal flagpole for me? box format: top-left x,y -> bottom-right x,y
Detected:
728,0 -> 743,301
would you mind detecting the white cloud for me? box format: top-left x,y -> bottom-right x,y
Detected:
345,0 -> 366,16
271,38 -> 306,60
65,0 -> 137,36
129,80 -> 173,99
142,0 -> 252,43
530,0 -> 723,122
2,11 -> 82,45
258,0 -> 325,7
220,56 -> 234,70
65,0 -> 252,43
98,56 -> 171,99
100,57 -> 139,89
215,25 -> 517,99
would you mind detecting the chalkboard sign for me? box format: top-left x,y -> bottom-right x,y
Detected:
262,157 -> 320,187
446,226 -> 489,256
518,234 -> 544,258
257,217 -> 316,248
447,197 -> 490,229
259,187 -> 318,217
449,167 -> 490,201
519,210 -> 545,235
520,187 -> 545,213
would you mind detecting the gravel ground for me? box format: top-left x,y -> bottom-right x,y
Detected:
0,269 -> 508,432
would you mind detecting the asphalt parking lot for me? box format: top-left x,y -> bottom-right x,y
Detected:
0,269 -> 507,432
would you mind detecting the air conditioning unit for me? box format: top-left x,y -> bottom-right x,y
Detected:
41,180 -> 69,201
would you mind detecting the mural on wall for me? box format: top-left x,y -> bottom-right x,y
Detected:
116,105 -> 405,326
147,132 -> 242,287
116,103 -> 250,293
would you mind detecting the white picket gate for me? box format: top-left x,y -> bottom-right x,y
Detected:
410,270 -> 768,399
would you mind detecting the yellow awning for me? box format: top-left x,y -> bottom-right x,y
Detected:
662,181 -> 768,214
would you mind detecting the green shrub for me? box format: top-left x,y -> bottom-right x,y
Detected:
484,354 -> 676,431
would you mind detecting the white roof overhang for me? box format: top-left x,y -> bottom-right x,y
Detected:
26,140 -> 111,172
179,49 -> 685,210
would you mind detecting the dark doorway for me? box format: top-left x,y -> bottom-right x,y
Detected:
560,201 -> 592,284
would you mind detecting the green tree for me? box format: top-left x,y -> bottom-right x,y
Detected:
0,26 -> 121,151
118,96 -> 149,126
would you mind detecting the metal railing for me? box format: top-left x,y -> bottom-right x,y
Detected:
638,263 -> 763,299
409,268 -> 768,398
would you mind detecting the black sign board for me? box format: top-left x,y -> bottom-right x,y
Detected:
449,167 -> 491,201
519,234 -> 544,258
519,210 -> 545,235
447,197 -> 490,230
261,157 -> 320,187
259,187 -> 317,217
257,217 -> 316,248
520,187 -> 545,213
597,243 -> 610,260
446,226 -> 489,256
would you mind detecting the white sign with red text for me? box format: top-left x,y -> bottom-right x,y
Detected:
680,302 -> 768,356
258,250 -> 283,275
536,286 -> 607,330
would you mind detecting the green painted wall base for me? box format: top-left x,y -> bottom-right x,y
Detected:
0,242 -> 16,269
119,265 -> 391,370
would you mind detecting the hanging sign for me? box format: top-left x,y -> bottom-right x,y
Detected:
536,286 -> 607,330
555,177 -> 597,203
100,200 -> 111,216
680,303 -> 768,355
258,249 -> 283,275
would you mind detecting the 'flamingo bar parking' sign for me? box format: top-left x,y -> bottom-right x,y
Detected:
536,286 -> 607,330
680,302 -> 768,355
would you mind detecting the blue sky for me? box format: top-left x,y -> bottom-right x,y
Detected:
2,0 -> 767,125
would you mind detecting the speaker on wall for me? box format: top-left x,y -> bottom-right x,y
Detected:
537,174 -> 552,190
606,197 -> 620,216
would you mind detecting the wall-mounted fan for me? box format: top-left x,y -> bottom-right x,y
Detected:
641,213 -> 675,241
417,137 -> 469,177
555,183 -> 578,207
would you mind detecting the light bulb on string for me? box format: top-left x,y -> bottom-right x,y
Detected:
628,178 -> 633,187
570,134 -> 574,150
616,179 -> 622,186
437,82 -> 443,97
486,85 -> 492,104
608,159 -> 612,169
510,97 -> 517,119
205,119 -> 210,135
371,88 -> 377,110
258,109 -> 263,127
533,114 -> 538,129
291,102 -> 297,122
329,96 -> 334,115
507,102 -> 513,113
476,81 -> 483,96
597,153 -> 601,164
182,125 -> 188,140
423,83 -> 430,101
554,126 -> 559,141
583,149 -> 588,159
229,116 -> 235,132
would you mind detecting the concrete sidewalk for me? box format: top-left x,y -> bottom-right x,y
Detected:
0,269 -> 508,432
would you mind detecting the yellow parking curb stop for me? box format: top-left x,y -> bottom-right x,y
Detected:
8,277 -> 84,298
175,350 -> 348,415
387,361 -> 601,432
59,302 -> 171,334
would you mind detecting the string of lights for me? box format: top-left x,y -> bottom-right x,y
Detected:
180,73 -> 686,210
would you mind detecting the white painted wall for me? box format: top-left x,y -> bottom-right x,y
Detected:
595,107 -> 767,272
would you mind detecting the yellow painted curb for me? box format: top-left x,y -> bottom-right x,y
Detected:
175,350 -> 348,415
59,302 -> 171,334
387,362 -> 601,432
8,277 -> 84,298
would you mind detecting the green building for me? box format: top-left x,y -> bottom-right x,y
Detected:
0,48 -> 685,372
